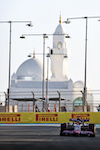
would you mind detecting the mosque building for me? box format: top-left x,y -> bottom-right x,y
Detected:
10,16 -> 94,112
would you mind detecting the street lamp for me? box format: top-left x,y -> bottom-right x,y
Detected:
46,52 -> 50,103
42,34 -> 48,112
80,90 -> 84,112
65,34 -> 71,39
0,20 -> 33,112
20,33 -> 48,112
31,91 -> 35,112
63,16 -> 100,112
57,91 -> 61,112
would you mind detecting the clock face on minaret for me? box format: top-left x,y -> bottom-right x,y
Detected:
58,42 -> 62,49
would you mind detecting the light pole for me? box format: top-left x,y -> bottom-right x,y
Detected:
63,16 -> 100,112
20,33 -> 48,112
4,92 -> 7,112
0,20 -> 33,112
42,34 -> 48,112
84,17 -> 88,111
57,91 -> 61,112
80,90 -> 84,112
45,52 -> 50,111
31,91 -> 35,112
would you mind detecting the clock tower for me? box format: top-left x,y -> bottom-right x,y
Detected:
50,15 -> 68,81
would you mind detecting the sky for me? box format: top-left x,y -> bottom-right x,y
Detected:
0,0 -> 100,101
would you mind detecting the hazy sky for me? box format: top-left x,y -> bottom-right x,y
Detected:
0,0 -> 100,95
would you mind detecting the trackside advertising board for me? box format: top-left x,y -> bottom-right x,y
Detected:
0,112 -> 100,124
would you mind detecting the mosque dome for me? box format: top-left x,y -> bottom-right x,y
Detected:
73,81 -> 84,88
11,73 -> 16,80
16,58 -> 43,80
54,23 -> 65,34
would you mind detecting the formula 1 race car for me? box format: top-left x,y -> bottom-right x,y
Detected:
60,119 -> 97,137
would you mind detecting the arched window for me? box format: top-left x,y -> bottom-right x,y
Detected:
51,49 -> 53,54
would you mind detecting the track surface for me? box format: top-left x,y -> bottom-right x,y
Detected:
0,126 -> 100,150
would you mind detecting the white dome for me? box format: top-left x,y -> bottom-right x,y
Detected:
54,23 -> 65,34
11,73 -> 16,80
74,81 -> 84,88
16,58 -> 43,80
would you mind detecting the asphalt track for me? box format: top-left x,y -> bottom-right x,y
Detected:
0,125 -> 100,150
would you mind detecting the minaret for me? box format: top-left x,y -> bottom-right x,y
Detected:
50,15 -> 68,81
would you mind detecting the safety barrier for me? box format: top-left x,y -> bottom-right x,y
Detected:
0,112 -> 100,124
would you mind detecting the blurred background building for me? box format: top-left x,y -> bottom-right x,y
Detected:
9,17 -> 93,112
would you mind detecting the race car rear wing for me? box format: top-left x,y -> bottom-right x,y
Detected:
69,119 -> 90,122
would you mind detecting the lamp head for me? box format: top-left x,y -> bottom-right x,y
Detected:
65,34 -> 71,38
26,22 -> 33,27
63,19 -> 71,24
20,35 -> 25,39
43,34 -> 48,38
27,54 -> 31,57
64,55 -> 68,58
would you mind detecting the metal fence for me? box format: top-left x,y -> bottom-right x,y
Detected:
0,90 -> 100,112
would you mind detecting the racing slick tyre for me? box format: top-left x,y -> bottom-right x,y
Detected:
88,124 -> 96,137
60,123 -> 66,136
91,133 -> 96,137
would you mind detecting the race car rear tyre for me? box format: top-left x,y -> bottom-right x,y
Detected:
60,123 -> 66,136
60,132 -> 65,136
92,134 -> 96,137
88,124 -> 96,137
90,133 -> 96,137
88,124 -> 95,132
61,123 -> 66,132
